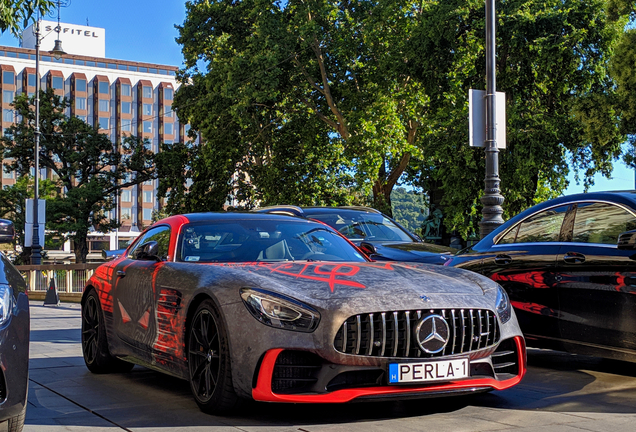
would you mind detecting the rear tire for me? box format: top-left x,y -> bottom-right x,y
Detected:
82,290 -> 134,374
7,405 -> 25,432
188,300 -> 241,415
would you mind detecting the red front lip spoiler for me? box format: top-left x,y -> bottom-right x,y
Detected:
252,336 -> 526,403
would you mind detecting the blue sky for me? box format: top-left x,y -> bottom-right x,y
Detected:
0,0 -> 632,196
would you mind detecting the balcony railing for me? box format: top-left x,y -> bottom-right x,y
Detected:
16,263 -> 102,294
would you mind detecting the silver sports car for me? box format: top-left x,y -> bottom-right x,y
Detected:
81,213 -> 526,415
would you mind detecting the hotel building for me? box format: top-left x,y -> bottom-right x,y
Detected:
0,20 -> 186,260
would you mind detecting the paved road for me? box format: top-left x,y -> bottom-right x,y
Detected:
20,302 -> 636,431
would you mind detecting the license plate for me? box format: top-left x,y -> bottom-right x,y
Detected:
388,358 -> 469,384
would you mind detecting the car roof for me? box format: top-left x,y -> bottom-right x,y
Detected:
254,205 -> 383,217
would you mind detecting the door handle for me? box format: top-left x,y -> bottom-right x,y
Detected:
494,254 -> 512,265
116,270 -> 126,277
563,252 -> 585,264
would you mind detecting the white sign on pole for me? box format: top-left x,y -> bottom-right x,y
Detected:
469,89 -> 506,149
24,199 -> 46,247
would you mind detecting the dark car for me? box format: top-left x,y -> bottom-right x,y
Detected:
255,206 -> 455,264
81,212 -> 525,415
446,191 -> 636,362
0,220 -> 29,432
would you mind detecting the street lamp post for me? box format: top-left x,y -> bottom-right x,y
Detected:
479,0 -> 505,239
31,20 -> 65,265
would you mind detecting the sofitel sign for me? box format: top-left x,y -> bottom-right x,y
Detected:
44,25 -> 100,38
22,20 -> 106,58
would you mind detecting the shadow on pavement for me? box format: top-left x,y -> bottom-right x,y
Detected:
24,347 -> 636,429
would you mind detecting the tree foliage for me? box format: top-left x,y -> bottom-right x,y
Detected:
172,0 -> 631,240
0,0 -> 54,37
0,90 -> 155,262
390,187 -> 427,235
409,0 -> 629,238
0,175 -> 56,263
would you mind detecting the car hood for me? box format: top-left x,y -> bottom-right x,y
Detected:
363,241 -> 456,264
204,261 -> 493,303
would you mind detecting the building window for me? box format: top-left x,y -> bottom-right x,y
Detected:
99,117 -> 109,129
164,123 -> 173,135
121,83 -> 131,96
27,73 -> 36,87
143,121 -> 152,133
121,207 -> 132,220
2,71 -> 14,85
76,78 -> 86,92
2,109 -> 13,122
143,103 -> 152,116
52,76 -> 64,89
142,208 -> 153,220
98,81 -> 109,94
77,115 -> 87,123
121,101 -> 131,114
121,190 -> 131,202
164,88 -> 173,100
2,90 -> 13,104
75,97 -> 86,110
2,169 -> 12,179
143,86 -> 152,99
164,106 -> 172,118
99,100 -> 109,112
143,191 -> 153,203
121,120 -> 131,132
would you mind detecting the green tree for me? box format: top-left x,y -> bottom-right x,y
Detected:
0,0 -> 53,37
409,0 -> 629,239
390,187 -> 428,235
0,90 -> 155,262
170,0 -> 429,215
0,175 -> 56,263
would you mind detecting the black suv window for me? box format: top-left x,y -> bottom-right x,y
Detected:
501,205 -> 569,244
128,226 -> 171,260
572,202 -> 636,244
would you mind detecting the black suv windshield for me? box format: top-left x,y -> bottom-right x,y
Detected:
178,220 -> 366,263
304,211 -> 413,242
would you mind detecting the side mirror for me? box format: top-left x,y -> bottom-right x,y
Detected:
618,230 -> 636,250
359,241 -> 377,256
0,219 -> 15,251
134,241 -> 161,261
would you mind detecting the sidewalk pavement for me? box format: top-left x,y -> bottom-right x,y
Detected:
20,301 -> 636,431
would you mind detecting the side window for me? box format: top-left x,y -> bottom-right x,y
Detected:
572,202 -> 636,245
513,205 -> 569,244
128,226 -> 171,260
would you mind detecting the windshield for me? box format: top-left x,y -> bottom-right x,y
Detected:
304,211 -> 413,242
178,220 -> 367,263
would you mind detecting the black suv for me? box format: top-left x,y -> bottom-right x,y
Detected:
255,206 -> 455,264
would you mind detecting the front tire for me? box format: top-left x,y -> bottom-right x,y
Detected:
188,300 -> 240,415
7,405 -> 25,432
82,290 -> 134,374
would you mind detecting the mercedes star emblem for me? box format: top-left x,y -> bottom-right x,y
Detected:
415,314 -> 450,354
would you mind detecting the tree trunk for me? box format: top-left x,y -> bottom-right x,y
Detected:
371,152 -> 412,218
74,237 -> 89,264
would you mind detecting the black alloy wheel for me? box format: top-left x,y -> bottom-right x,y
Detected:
81,290 -> 134,374
188,300 -> 240,414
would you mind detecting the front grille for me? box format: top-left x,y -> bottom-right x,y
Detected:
272,350 -> 322,393
334,309 -> 500,358
492,338 -> 519,378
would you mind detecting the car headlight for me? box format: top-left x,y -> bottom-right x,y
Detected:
495,285 -> 512,324
0,284 -> 13,326
240,288 -> 320,332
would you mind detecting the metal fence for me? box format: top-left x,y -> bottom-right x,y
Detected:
16,263 -> 102,293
